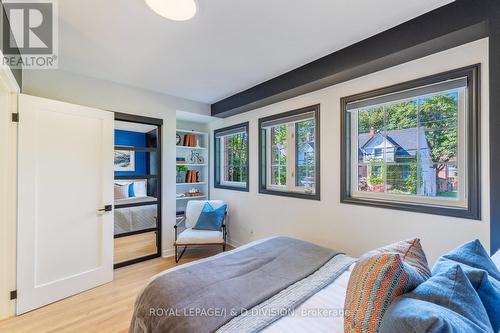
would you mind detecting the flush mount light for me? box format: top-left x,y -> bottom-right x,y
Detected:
145,0 -> 197,21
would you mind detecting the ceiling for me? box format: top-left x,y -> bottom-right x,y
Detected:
57,0 -> 454,104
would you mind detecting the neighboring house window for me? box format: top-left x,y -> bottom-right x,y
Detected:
259,105 -> 320,200
214,122 -> 249,191
341,65 -> 480,219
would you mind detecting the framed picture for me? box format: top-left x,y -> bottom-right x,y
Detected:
114,149 -> 135,171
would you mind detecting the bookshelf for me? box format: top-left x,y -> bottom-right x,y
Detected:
176,129 -> 209,215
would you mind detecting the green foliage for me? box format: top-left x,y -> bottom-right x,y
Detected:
296,120 -> 315,186
367,163 -> 384,186
419,95 -> 458,164
400,163 -> 421,195
271,125 -> 287,185
176,165 -> 188,172
225,133 -> 247,182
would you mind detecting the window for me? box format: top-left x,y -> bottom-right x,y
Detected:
259,105 -> 320,200
341,66 -> 480,219
214,122 -> 249,191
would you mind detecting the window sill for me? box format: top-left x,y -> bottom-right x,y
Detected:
340,195 -> 480,220
214,183 -> 249,192
259,187 -> 320,201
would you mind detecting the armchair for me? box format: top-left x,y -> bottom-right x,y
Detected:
174,200 -> 227,263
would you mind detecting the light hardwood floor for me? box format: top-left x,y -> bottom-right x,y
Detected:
114,232 -> 158,264
0,246 -> 230,333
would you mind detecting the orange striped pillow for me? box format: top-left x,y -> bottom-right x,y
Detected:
344,239 -> 430,333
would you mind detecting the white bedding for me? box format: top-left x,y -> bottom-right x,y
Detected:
262,264 -> 352,333
114,196 -> 158,235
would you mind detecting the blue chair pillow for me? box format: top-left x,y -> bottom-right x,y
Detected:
193,202 -> 227,231
379,265 -> 493,333
432,240 -> 500,331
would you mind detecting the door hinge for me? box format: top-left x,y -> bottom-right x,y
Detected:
11,113 -> 19,122
10,290 -> 17,300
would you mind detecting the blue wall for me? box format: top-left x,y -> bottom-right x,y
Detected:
115,130 -> 147,176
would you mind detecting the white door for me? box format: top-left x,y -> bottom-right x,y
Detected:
17,94 -> 114,314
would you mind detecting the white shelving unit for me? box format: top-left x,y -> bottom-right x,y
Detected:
176,129 -> 209,215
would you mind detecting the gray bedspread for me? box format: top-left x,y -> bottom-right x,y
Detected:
129,237 -> 343,333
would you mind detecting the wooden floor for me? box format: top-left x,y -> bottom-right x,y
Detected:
0,246 -> 230,333
114,232 -> 157,264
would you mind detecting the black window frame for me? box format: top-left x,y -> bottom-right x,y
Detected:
258,104 -> 321,201
214,122 -> 250,192
340,65 -> 481,220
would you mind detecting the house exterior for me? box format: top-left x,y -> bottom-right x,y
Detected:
358,127 -> 437,196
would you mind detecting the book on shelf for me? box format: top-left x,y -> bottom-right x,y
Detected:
182,134 -> 197,147
185,170 -> 199,183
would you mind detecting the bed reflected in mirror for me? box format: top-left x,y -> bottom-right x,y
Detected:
113,116 -> 162,268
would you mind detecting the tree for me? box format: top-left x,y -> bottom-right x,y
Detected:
419,95 -> 457,164
271,125 -> 287,185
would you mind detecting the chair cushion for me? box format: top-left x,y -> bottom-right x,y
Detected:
432,240 -> 500,331
344,239 -> 430,333
175,228 -> 224,245
379,265 -> 493,333
193,202 -> 227,231
185,200 -> 226,229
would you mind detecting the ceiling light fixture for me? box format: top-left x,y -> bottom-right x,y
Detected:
145,0 -> 197,21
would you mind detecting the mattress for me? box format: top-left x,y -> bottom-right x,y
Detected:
114,197 -> 158,235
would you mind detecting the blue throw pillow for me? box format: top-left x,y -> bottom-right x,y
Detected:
128,183 -> 135,197
379,265 -> 493,333
433,240 -> 500,332
193,203 -> 227,231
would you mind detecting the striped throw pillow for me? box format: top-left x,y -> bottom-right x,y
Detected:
344,239 -> 430,333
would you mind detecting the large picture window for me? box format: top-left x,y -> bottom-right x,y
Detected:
341,65 -> 480,219
214,122 -> 249,191
259,105 -> 320,200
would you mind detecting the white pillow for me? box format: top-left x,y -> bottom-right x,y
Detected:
132,180 -> 147,197
114,180 -> 148,197
114,185 -> 129,200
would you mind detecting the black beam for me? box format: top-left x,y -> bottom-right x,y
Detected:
211,0 -> 489,117
489,4 -> 500,255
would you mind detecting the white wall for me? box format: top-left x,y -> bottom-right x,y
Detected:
23,69 -> 211,258
210,39 -> 490,264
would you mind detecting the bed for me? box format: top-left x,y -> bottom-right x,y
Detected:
130,237 -> 500,333
114,196 -> 158,235
130,237 -> 355,333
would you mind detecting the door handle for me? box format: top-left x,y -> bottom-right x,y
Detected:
98,205 -> 113,212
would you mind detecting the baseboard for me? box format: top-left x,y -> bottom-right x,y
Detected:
162,247 -> 174,258
227,238 -> 244,248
